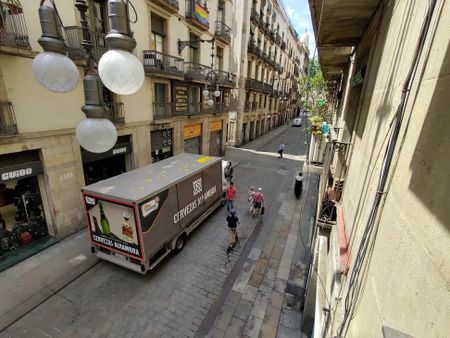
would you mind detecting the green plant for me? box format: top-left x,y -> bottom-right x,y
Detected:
308,114 -> 324,136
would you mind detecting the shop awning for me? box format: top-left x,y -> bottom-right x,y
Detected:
0,150 -> 43,183
81,137 -> 132,164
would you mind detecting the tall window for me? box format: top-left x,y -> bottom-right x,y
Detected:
154,83 -> 167,103
247,61 -> 252,78
189,33 -> 200,63
217,1 -> 225,22
88,0 -> 107,33
151,14 -> 165,52
216,47 -> 224,71
255,64 -> 260,80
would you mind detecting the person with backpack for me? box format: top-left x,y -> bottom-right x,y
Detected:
226,209 -> 239,254
252,188 -> 265,217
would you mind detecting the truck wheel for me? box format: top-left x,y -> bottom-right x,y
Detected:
174,234 -> 186,253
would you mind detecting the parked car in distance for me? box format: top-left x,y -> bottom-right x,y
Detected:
292,118 -> 302,127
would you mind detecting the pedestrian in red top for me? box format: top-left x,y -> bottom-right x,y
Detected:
252,187 -> 265,217
225,182 -> 237,212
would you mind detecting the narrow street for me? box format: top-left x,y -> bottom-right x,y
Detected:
1,119 -> 318,338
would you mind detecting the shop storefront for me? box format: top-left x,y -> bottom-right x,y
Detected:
0,150 -> 54,272
184,123 -> 202,154
82,136 -> 132,185
209,120 -> 223,156
151,128 -> 173,163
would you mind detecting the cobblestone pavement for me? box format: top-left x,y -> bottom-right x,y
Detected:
1,120 -> 313,338
201,119 -> 320,338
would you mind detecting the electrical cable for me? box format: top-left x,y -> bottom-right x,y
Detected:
126,0 -> 138,24
335,0 -> 438,335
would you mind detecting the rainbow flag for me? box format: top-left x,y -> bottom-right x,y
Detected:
194,3 -> 208,26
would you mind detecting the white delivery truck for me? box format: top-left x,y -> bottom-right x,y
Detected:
81,153 -> 228,273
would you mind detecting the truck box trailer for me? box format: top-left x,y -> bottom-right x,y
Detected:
81,153 -> 227,273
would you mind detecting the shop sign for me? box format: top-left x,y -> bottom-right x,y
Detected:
210,120 -> 222,132
184,123 -> 202,139
175,85 -> 188,112
0,161 -> 43,183
82,142 -> 132,164
229,112 -> 236,122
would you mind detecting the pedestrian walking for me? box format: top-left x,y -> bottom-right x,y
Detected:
294,172 -> 303,199
226,209 -> 239,254
225,182 -> 237,212
247,186 -> 255,214
252,188 -> 265,217
278,142 -> 285,158
224,161 -> 233,183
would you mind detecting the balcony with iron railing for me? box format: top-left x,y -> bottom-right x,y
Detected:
250,8 -> 259,24
0,1 -> 30,49
184,62 -> 212,82
0,101 -> 18,136
215,20 -> 231,44
143,50 -> 184,78
246,79 -> 273,94
248,40 -> 262,58
106,102 -> 125,125
64,26 -> 107,62
152,0 -> 179,13
153,102 -> 173,120
215,70 -> 237,87
275,33 -> 281,45
213,102 -> 231,114
186,0 -> 209,30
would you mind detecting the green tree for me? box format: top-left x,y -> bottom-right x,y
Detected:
298,59 -> 333,135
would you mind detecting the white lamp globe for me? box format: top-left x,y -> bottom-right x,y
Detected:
208,99 -> 214,106
98,49 -> 144,96
214,90 -> 221,97
32,52 -> 79,93
76,118 -> 118,153
202,89 -> 209,97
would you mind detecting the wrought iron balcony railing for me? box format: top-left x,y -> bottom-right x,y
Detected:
184,62 -> 212,82
64,26 -> 107,62
215,20 -> 231,44
213,102 -> 230,114
152,0 -> 179,13
246,79 -> 273,94
250,8 -> 259,24
247,40 -> 262,58
186,0 -> 209,30
275,33 -> 281,45
143,50 -> 184,78
153,102 -> 173,120
0,101 -> 18,136
0,1 -> 30,48
215,70 -> 237,87
105,102 -> 125,125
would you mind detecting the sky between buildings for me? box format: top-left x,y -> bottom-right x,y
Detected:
281,0 -> 316,55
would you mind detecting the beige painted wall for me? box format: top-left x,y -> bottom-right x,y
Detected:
332,0 -> 450,337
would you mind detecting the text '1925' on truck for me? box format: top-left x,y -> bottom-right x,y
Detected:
81,153 -> 229,274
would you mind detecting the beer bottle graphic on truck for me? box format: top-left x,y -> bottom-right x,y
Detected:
99,201 -> 111,235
